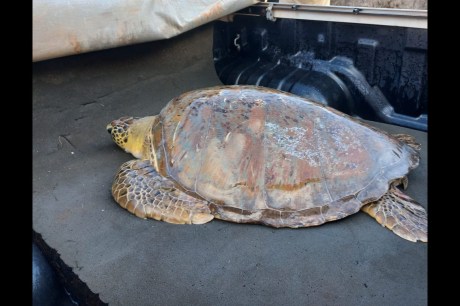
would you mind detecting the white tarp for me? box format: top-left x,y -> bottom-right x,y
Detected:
33,0 -> 258,62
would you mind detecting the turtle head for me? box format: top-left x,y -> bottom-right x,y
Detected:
107,116 -> 157,158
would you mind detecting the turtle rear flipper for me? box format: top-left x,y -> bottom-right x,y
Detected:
361,186 -> 427,242
112,160 -> 214,224
393,133 -> 421,151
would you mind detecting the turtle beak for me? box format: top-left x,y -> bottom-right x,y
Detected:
106,123 -> 113,134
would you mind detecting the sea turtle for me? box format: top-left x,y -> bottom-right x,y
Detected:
107,85 -> 427,242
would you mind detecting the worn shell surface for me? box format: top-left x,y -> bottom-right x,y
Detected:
150,86 -> 418,227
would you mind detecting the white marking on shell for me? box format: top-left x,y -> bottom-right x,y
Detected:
327,125 -> 363,154
265,122 -> 319,166
312,117 -> 364,166
225,132 -> 232,142
172,122 -> 181,144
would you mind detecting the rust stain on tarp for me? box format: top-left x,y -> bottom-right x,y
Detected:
198,1 -> 224,25
68,35 -> 82,54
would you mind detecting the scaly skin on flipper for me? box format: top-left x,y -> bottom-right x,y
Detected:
393,133 -> 421,151
361,186 -> 427,242
112,159 -> 214,224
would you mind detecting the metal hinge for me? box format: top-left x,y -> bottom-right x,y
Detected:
266,3 -> 276,22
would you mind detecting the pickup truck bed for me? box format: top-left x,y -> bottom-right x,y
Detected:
33,24 -> 427,305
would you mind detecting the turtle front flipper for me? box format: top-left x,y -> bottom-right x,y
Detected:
112,160 -> 214,224
361,186 -> 427,242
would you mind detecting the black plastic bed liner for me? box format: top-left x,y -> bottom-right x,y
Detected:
33,24 -> 427,305
213,15 -> 427,130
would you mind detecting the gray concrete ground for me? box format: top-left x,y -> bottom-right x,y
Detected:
33,24 -> 427,305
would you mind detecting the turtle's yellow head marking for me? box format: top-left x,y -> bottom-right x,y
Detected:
107,116 -> 157,158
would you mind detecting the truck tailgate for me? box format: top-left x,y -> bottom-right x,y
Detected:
33,23 -> 427,305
